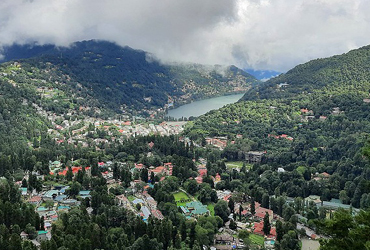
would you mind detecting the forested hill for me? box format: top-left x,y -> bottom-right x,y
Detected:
242,44 -> 370,100
185,44 -> 370,208
1,40 -> 257,115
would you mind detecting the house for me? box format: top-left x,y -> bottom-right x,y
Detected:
195,176 -> 203,184
277,168 -> 285,173
42,190 -> 59,200
180,206 -> 190,216
36,231 -> 48,242
186,201 -> 209,217
255,206 -> 273,222
245,151 -> 265,163
132,198 -> 144,206
214,173 -> 221,183
78,190 -> 91,198
28,196 -> 42,206
20,231 -> 28,240
151,209 -> 164,220
135,163 -> 144,170
20,187 -> 28,196
141,206 -> 151,219
116,195 -> 131,207
215,233 -> 234,244
253,221 -> 276,238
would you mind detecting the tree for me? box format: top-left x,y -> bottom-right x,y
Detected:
250,197 -> 255,216
276,220 -> 284,242
214,200 -> 230,223
263,212 -> 271,235
239,205 -> 244,220
141,168 -> 148,183
229,219 -> 237,230
45,200 -> 54,210
228,198 -> 235,213
66,166 -> 73,181
21,178 -> 28,188
262,193 -> 270,208
184,179 -> 198,195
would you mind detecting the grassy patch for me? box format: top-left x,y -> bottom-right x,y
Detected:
127,195 -> 136,202
173,192 -> 191,207
226,161 -> 252,170
207,204 -> 215,216
249,234 -> 264,246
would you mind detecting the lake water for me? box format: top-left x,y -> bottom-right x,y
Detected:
167,93 -> 244,119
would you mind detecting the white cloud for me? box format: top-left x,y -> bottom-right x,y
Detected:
0,0 -> 369,71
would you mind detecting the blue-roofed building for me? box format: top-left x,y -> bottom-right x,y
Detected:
180,206 -> 190,216
141,206 -> 151,219
78,190 -> 91,198
132,198 -> 144,205
54,195 -> 67,202
186,201 -> 209,217
37,206 -> 47,212
36,231 -> 48,242
42,190 -> 59,200
20,187 -> 27,196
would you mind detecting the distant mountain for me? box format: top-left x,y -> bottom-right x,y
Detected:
242,45 -> 370,101
244,69 -> 281,81
0,40 -> 258,116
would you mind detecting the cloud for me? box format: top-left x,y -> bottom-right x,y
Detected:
0,0 -> 369,71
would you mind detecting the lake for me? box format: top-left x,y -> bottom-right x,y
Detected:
167,93 -> 244,119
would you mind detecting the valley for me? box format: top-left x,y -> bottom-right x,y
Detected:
1,42 -> 370,250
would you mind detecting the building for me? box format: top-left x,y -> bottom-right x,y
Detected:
215,233 -> 234,244
36,231 -> 48,242
245,151 -> 265,163
186,201 -> 209,217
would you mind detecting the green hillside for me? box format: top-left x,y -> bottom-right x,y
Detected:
185,45 -> 370,206
5,40 -> 257,117
242,45 -> 370,101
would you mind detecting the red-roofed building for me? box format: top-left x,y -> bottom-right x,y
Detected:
215,173 -> 221,182
58,166 -> 90,176
28,196 -> 42,205
198,168 -> 207,176
253,221 -> 276,238
195,176 -> 203,184
135,163 -> 144,170
151,209 -> 164,220
223,195 -> 231,202
321,172 -> 330,178
255,206 -> 273,222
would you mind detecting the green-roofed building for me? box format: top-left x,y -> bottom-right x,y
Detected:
186,201 -> 209,217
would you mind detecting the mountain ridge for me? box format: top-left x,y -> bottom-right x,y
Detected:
1,40 -> 258,117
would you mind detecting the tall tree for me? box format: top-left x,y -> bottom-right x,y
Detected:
263,212 -> 271,235
250,197 -> 256,216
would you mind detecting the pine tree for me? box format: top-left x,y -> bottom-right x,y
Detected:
251,197 -> 255,216
263,212 -> 271,235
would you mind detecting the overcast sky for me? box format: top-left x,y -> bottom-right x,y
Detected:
0,0 -> 369,71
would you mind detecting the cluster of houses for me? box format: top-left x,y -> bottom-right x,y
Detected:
116,191 -> 164,221
18,182 -> 90,247
205,137 -> 228,150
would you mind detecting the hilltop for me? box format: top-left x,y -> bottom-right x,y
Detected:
0,40 -> 257,117
242,44 -> 370,101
